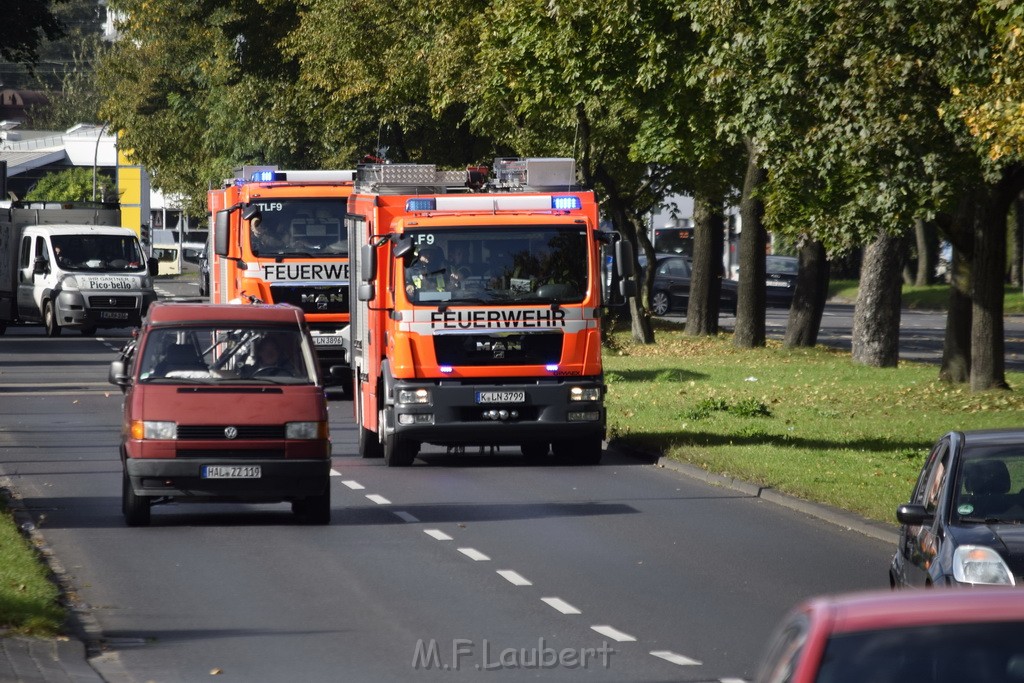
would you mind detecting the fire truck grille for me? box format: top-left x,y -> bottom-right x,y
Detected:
434,332 -> 563,367
176,425 -> 286,440
270,285 -> 349,314
87,295 -> 137,309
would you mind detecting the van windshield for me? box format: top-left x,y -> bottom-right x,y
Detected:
52,235 -> 147,272
138,326 -> 317,384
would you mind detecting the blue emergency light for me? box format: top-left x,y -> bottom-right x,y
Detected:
251,170 -> 278,182
406,198 -> 437,211
551,196 -> 581,210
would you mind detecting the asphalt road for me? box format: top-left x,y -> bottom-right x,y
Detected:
0,280 -> 968,682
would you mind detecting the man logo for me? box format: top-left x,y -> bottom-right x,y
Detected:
475,339 -> 523,359
224,426 -> 239,440
301,292 -> 345,311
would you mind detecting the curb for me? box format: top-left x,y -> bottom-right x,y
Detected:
649,454 -> 900,545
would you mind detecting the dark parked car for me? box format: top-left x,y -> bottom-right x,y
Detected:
197,249 -> 210,297
765,255 -> 798,307
891,428 -> 1024,588
754,587 -> 1024,683
650,254 -> 737,316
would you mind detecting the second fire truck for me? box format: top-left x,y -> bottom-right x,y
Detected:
208,168 -> 353,387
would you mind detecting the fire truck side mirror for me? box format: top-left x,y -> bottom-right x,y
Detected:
214,209 -> 230,257
241,205 -> 261,222
360,244 -> 377,282
358,282 -> 375,302
615,239 -> 635,278
393,236 -> 414,259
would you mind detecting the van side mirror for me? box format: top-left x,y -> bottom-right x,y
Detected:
147,257 -> 159,276
108,360 -> 131,392
33,257 -> 48,275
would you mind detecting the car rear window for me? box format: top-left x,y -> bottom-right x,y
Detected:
815,621 -> 1024,683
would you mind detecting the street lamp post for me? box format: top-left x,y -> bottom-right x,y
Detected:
92,123 -> 109,201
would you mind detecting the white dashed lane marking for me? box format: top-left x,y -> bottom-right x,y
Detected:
424,529 -> 453,540
341,480 -> 365,489
590,625 -> 636,642
650,650 -> 702,666
329,469 -> 342,477
393,511 -> 419,523
457,547 -> 490,561
365,494 -> 391,505
496,570 -> 532,586
541,597 -> 581,615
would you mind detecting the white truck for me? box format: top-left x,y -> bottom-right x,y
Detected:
0,201 -> 158,336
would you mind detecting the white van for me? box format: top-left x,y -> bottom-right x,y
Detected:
6,224 -> 158,336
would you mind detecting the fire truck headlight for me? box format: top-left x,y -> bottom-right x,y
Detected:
399,414 -> 435,426
398,388 -> 431,404
569,386 -> 601,402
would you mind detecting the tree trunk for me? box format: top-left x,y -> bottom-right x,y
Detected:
969,169 -> 1023,391
784,239 -> 829,347
1012,194 -> 1023,288
939,246 -> 971,383
591,162 -> 654,344
851,230 -> 904,367
685,191 -> 725,336
734,138 -> 767,348
914,218 -> 937,286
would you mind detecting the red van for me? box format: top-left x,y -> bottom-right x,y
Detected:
109,302 -> 332,526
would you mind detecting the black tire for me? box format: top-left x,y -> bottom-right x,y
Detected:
43,300 -> 61,337
359,425 -> 384,459
293,484 -> 331,524
552,435 -> 603,465
384,431 -> 418,467
122,469 -> 151,526
651,291 -> 670,317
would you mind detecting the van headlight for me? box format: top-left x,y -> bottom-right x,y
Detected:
952,546 -> 1015,585
286,421 -> 329,440
130,420 -> 177,440
60,275 -> 81,291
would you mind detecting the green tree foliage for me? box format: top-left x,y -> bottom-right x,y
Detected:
0,0 -> 65,65
23,167 -> 112,202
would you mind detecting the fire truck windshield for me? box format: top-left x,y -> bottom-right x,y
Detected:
247,199 -> 347,257
402,226 -> 588,305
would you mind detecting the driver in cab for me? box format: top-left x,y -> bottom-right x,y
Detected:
245,335 -> 296,377
405,246 -> 451,298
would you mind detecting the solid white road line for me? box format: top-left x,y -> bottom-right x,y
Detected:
590,625 -> 636,642
393,511 -> 419,523
457,547 -> 490,561
424,529 -> 453,540
341,480 -> 365,489
496,570 -> 532,586
365,494 -> 391,505
650,650 -> 702,666
541,597 -> 581,615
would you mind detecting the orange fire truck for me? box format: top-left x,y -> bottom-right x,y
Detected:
208,168 -> 354,386
345,158 -> 634,466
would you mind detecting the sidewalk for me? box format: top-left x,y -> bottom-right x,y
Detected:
0,636 -> 102,683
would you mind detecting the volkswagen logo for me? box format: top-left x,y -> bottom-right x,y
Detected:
224,426 -> 239,440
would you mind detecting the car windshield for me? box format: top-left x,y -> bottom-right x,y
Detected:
767,256 -> 798,275
138,326 -> 317,384
954,450 -> 1024,524
401,226 -> 589,305
247,198 -> 347,257
52,234 -> 146,272
815,621 -> 1024,683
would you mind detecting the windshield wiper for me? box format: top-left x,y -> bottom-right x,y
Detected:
959,516 -> 1023,525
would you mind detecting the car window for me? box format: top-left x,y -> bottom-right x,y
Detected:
956,449 -> 1024,522
910,439 -> 947,508
922,441 -> 951,514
